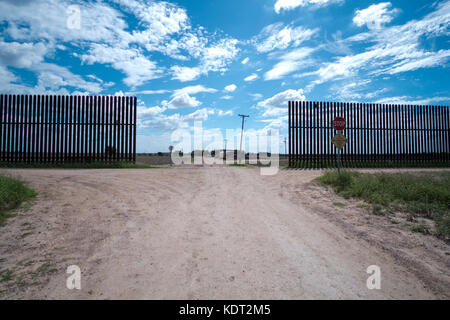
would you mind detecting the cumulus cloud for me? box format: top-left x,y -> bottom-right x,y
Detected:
217,109 -> 233,116
138,105 -> 167,118
165,93 -> 202,109
0,0 -> 128,43
170,38 -> 239,82
127,89 -> 170,95
224,84 -> 237,92
257,89 -> 305,117
117,0 -> 190,49
80,44 -> 163,87
274,0 -> 342,14
0,38 -> 108,94
170,66 -> 202,82
353,2 -> 398,30
172,85 -> 218,97
0,0 -> 239,90
0,40 -> 48,68
140,108 -> 215,130
244,74 -> 259,81
0,62 -> 103,95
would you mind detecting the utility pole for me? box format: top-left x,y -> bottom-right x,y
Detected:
238,114 -> 249,152
223,139 -> 227,161
283,137 -> 287,155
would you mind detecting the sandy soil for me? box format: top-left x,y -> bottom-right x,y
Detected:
0,166 -> 449,299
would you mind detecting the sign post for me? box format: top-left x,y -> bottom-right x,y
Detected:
332,117 -> 347,174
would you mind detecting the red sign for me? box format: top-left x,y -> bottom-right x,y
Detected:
333,117 -> 346,130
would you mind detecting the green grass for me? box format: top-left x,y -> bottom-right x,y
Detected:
0,161 -> 155,169
227,162 -> 273,167
332,202 -> 346,207
291,160 -> 450,169
228,163 -> 250,167
317,170 -> 450,238
0,269 -> 14,282
0,174 -> 37,225
410,224 -> 431,235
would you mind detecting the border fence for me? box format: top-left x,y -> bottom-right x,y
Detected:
0,94 -> 137,163
288,101 -> 450,168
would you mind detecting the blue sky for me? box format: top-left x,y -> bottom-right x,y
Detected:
0,0 -> 449,152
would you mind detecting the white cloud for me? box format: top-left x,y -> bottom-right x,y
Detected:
264,47 -> 315,80
353,2 -> 398,30
274,0 -> 342,14
0,39 -> 105,95
140,108 -> 215,130
241,57 -> 249,64
224,84 -> 237,92
0,65 -> 20,89
200,38 -> 240,74
387,50 -> 450,74
306,1 -> 450,88
244,74 -> 259,81
0,40 -> 48,68
217,109 -> 233,116
249,93 -> 263,100
220,95 -> 233,100
0,0 -> 128,43
253,23 -> 318,53
0,0 -> 239,89
183,108 -> 215,121
117,0 -> 190,49
172,85 -> 218,97
138,105 -> 167,118
80,44 -> 163,87
0,62 -> 103,95
259,117 -> 288,132
375,96 -> 450,105
127,89 -> 170,95
257,89 -> 305,117
169,38 -> 240,81
165,93 -> 202,109
170,66 -> 202,82
330,79 -> 388,101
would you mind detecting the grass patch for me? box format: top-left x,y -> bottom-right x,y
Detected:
291,160 -> 450,169
228,163 -> 250,167
0,161 -> 154,169
0,269 -> 14,282
332,202 -> 346,207
35,262 -> 57,276
18,232 -> 32,239
410,224 -> 431,235
0,174 -> 37,225
317,170 -> 450,238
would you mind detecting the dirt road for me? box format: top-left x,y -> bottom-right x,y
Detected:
0,166 -> 449,299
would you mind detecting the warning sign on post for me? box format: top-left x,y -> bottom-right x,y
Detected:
332,132 -> 347,150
